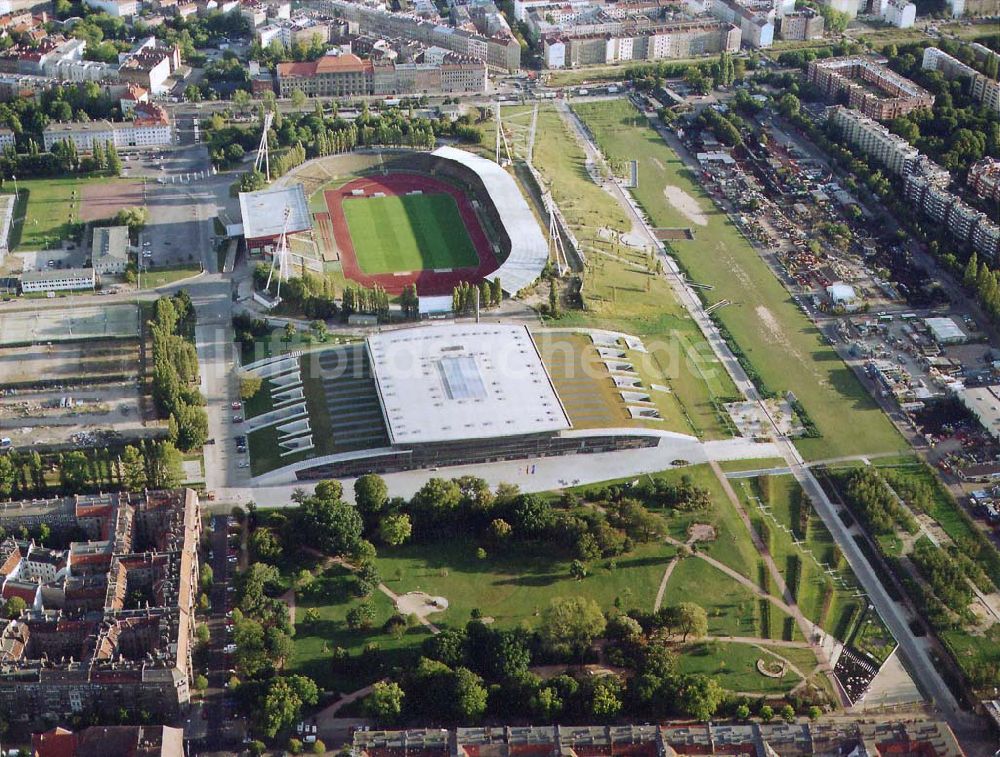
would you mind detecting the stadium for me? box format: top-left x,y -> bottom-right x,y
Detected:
242,146 -> 549,297
241,323 -> 698,483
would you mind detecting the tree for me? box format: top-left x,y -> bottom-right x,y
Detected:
355,473 -> 389,528
4,596 -> 26,619
964,252 -> 979,290
355,561 -> 381,597
781,703 -> 796,722
114,206 -> 148,234
777,93 -> 800,119
365,681 -> 405,724
121,445 -> 146,492
587,675 -> 622,720
378,514 -> 412,547
249,528 -> 282,561
548,279 -> 559,317
194,674 -> 208,691
290,88 -> 307,108
760,704 -> 774,722
570,559 -> 587,580
676,602 -> 708,642
676,674 -> 723,721
346,599 -> 376,629
261,675 -> 318,738
539,596 -> 606,657
240,374 -> 263,400
451,667 -> 488,721
297,487 -> 363,556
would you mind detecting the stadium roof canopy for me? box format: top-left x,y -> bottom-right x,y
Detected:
238,184 -> 312,241
367,324 -> 571,445
432,146 -> 547,295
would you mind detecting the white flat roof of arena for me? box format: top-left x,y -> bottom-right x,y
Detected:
432,145 -> 548,295
367,324 -> 571,445
238,184 -> 312,241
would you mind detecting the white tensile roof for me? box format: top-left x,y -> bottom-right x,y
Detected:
238,183 -> 312,241
432,145 -> 548,295
367,323 -> 571,445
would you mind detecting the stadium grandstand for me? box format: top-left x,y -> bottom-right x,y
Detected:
432,146 -> 548,295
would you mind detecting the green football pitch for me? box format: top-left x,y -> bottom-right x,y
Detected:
342,193 -> 480,274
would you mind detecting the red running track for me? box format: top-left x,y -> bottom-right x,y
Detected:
324,173 -> 499,296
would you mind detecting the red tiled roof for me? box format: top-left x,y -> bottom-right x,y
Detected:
277,54 -> 372,78
32,727 -> 77,757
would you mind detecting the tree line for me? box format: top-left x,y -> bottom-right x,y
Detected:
451,279 -> 503,314
0,439 -> 183,501
149,293 -> 208,452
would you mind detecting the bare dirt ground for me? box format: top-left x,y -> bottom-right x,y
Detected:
0,339 -> 139,386
80,180 -> 144,222
0,385 -> 145,446
395,591 -> 449,619
663,185 -> 708,227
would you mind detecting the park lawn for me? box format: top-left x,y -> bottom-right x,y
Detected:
676,641 -> 803,695
527,104 -> 737,440
291,563 -> 432,692
374,539 -> 676,631
570,464 -> 760,580
526,104 -> 630,233
342,193 -> 479,274
661,557 -> 764,638
571,99 -> 905,461
738,474 -> 863,638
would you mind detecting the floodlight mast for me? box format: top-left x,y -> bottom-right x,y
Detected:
264,206 -> 291,304
255,111 -> 274,182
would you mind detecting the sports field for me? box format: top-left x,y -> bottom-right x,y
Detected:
342,193 -> 479,275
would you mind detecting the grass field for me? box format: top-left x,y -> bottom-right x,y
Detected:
342,193 -> 479,274
7,177 -> 123,252
571,99 -> 904,461
519,104 -> 739,440
676,640 -> 807,695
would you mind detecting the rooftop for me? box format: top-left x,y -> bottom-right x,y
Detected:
367,324 -> 571,445
92,225 -> 130,265
238,183 -> 312,240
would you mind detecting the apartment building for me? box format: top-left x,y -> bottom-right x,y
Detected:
0,490 -> 200,727
830,106 -> 921,177
968,157 -> 1000,204
42,103 -> 172,151
542,20 -> 739,67
778,8 -> 823,40
922,46 -> 1000,114
881,0 -> 915,27
82,0 -> 139,16
831,104 -> 998,262
904,172 -> 1000,261
276,53 -> 373,96
257,16 -> 331,47
807,56 -> 934,120
276,51 -> 486,96
318,0 -> 521,72
711,0 -> 773,48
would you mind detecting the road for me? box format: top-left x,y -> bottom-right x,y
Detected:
558,100 -> 984,741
